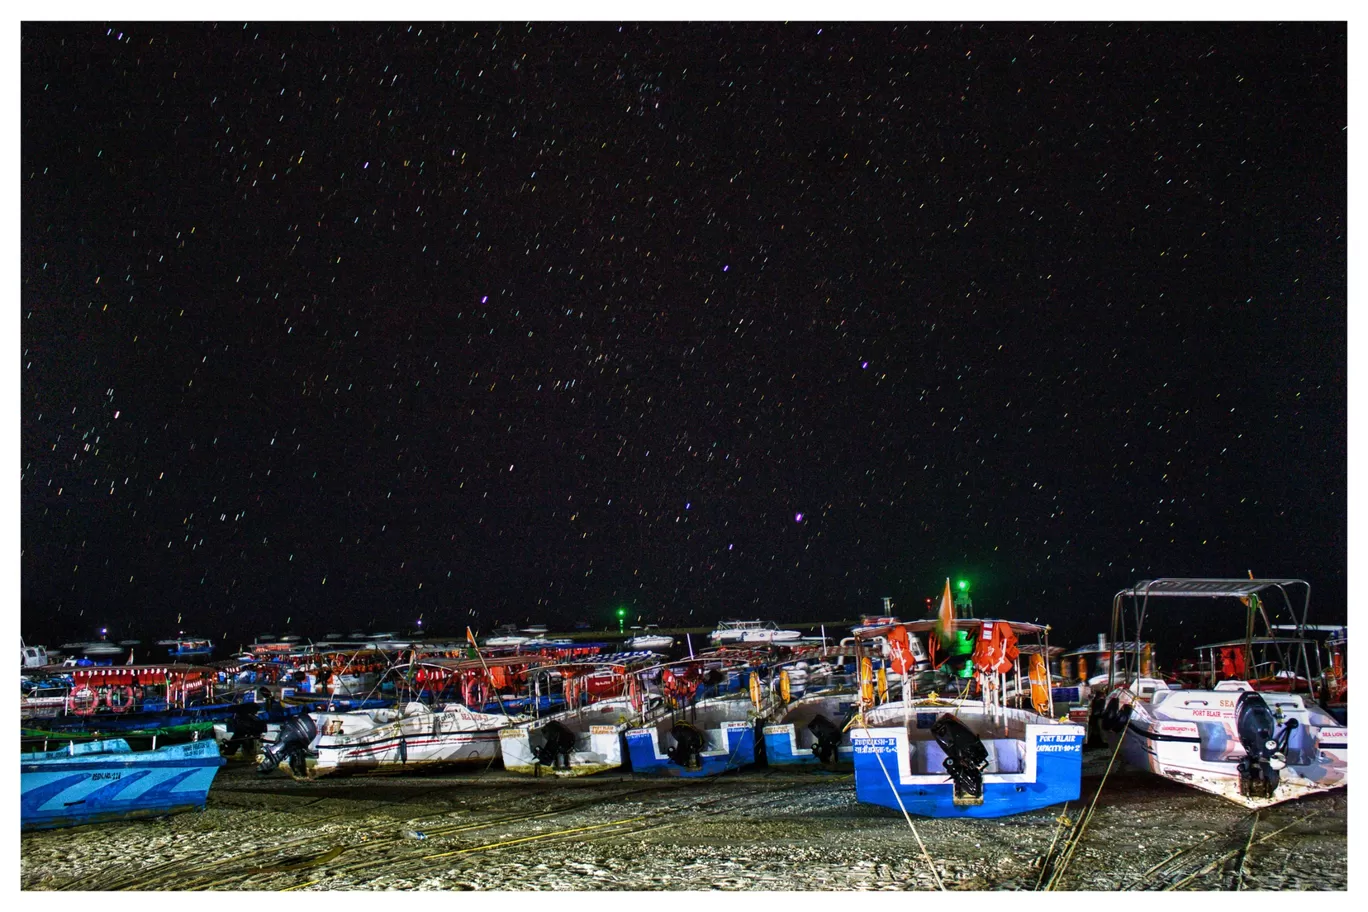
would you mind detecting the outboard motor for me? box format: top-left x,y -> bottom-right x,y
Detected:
666,721 -> 706,770
531,720 -> 577,771
222,703 -> 268,759
931,713 -> 990,805
258,714 -> 318,777
1235,690 -> 1298,800
807,713 -> 844,764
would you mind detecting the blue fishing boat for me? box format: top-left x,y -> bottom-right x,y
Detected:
21,737 -> 226,831
625,695 -> 764,777
851,701 -> 1085,818
763,687 -> 861,767
625,658 -> 778,777
849,608 -> 1085,818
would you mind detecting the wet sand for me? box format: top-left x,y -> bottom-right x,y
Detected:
21,750 -> 1348,891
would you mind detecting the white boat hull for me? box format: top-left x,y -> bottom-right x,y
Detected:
1103,682 -> 1348,809
500,699 -> 643,777
262,703 -> 523,778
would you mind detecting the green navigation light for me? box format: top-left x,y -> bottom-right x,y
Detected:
957,580 -> 969,591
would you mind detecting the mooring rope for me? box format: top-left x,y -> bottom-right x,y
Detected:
1041,708 -> 1131,890
1034,802 -> 1072,891
861,714 -> 946,892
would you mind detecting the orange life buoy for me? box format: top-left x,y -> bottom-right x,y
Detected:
628,675 -> 643,712
105,685 -> 137,713
68,686 -> 99,715
859,657 -> 874,705
1028,653 -> 1051,715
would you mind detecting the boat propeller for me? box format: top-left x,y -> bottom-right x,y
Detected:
258,714 -> 318,777
666,720 -> 706,770
531,720 -> 577,771
931,713 -> 990,805
1235,690 -> 1298,799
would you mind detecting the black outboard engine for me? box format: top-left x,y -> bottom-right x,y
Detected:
666,721 -> 706,770
807,713 -> 844,765
258,714 -> 318,777
531,720 -> 577,771
1235,690 -> 1298,800
931,713 -> 990,805
222,703 -> 268,759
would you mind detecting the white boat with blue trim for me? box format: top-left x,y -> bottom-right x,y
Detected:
849,613 -> 1085,818
500,658 -> 663,776
625,656 -> 778,776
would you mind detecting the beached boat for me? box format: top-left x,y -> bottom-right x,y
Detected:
708,619 -> 802,644
625,657 -> 782,776
500,658 -> 664,776
21,737 -> 225,831
626,694 -> 770,777
1098,578 -> 1348,809
31,664 -> 229,732
258,701 -> 528,778
501,696 -> 661,776
850,615 -> 1085,818
763,685 -> 862,767
21,672 -> 72,721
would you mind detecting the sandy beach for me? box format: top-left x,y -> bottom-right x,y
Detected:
20,749 -> 1348,891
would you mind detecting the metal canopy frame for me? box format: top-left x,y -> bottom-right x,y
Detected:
1108,578 -> 1315,692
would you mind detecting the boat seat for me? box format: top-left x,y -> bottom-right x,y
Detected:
1197,722 -> 1243,762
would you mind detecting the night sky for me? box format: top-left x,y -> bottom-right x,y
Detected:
19,21 -> 1347,655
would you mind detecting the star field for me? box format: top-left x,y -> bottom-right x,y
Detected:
20,22 -> 1346,650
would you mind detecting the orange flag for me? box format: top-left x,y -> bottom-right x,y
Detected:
466,627 -> 478,647
935,578 -> 956,645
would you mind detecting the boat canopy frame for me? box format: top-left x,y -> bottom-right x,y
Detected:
1109,577 -> 1317,693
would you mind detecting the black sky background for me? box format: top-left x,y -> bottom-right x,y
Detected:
19,21 -> 1346,656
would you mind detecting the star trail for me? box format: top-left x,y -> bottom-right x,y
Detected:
20,22 -> 1346,652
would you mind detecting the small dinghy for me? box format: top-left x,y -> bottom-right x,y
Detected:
21,737 -> 225,830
